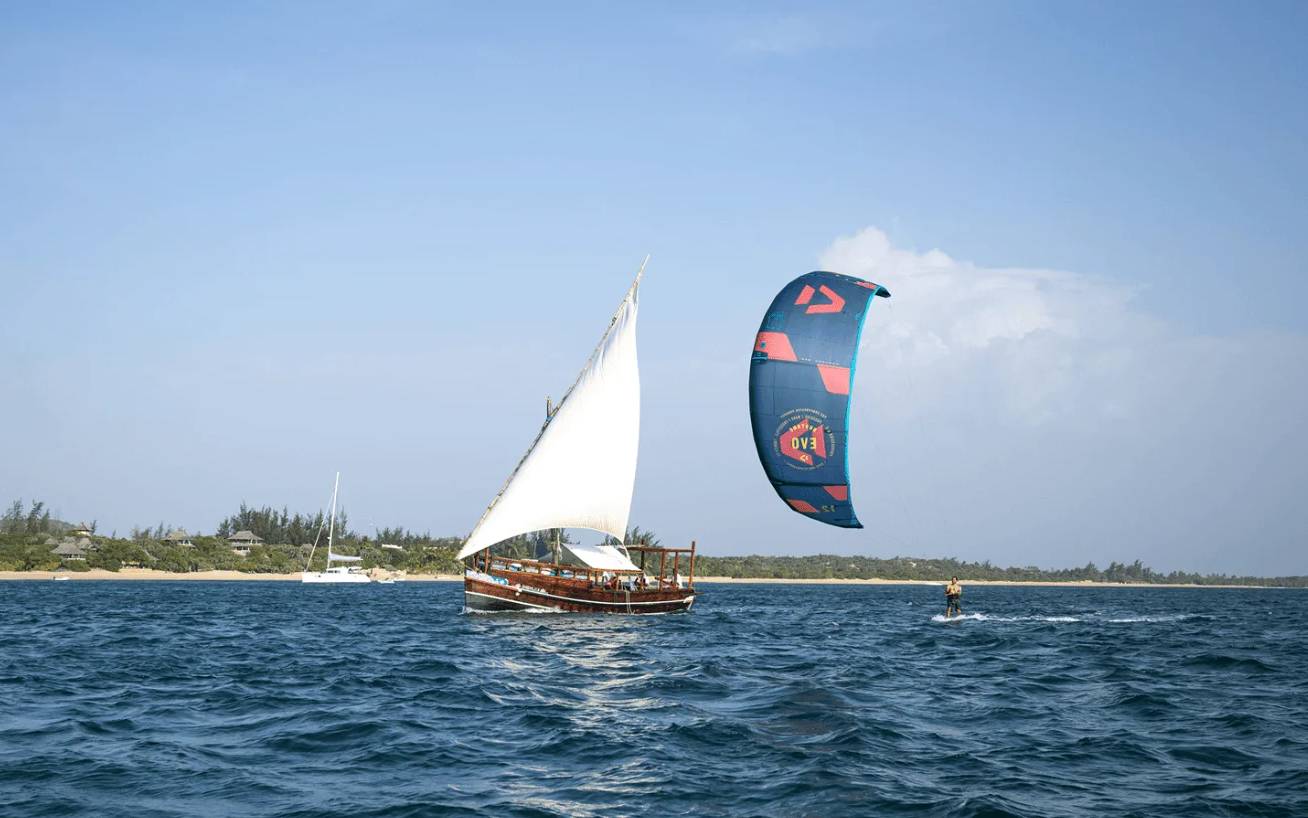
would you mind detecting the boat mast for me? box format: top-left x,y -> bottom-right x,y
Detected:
326,471 -> 339,571
545,395 -> 563,566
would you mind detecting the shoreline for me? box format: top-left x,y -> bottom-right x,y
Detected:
0,569 -> 1292,589
0,569 -> 463,582
691,576 -> 1290,589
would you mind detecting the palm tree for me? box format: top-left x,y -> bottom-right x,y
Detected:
603,526 -> 660,547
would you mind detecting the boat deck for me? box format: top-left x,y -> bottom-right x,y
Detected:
464,554 -> 696,613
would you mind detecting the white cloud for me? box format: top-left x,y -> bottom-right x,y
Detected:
635,227 -> 1304,574
817,228 -> 1183,430
809,227 -> 1308,573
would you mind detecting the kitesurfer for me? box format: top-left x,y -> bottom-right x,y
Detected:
944,577 -> 962,618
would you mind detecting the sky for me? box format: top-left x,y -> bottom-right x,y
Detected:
2,2 -> 1306,574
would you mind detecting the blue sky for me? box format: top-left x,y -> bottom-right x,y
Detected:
3,2 -> 1306,573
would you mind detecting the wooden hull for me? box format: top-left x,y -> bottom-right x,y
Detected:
463,572 -> 696,615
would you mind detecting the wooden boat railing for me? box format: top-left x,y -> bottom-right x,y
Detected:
627,542 -> 696,590
472,541 -> 697,591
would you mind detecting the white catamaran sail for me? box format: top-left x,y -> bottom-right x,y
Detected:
303,472 -> 371,583
456,267 -> 642,566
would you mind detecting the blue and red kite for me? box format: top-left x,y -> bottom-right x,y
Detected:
749,271 -> 890,528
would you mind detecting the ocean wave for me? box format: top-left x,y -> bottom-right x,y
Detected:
931,611 -> 1222,626
0,580 -> 1300,817
1104,613 -> 1209,623
930,613 -> 1081,623
1180,653 -> 1277,673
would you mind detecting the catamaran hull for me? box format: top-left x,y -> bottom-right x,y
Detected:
301,572 -> 371,584
463,575 -> 695,615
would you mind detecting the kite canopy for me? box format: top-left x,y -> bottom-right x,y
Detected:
748,271 -> 890,528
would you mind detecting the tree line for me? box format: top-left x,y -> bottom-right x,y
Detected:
1,497 -> 1305,586
213,503 -> 342,547
1,499 -> 89,536
690,554 -> 1308,588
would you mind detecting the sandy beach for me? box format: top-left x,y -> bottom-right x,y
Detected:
0,569 -> 1286,589
691,576 -> 1284,589
0,568 -> 463,582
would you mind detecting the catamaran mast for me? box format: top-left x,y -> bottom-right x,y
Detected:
326,471 -> 339,570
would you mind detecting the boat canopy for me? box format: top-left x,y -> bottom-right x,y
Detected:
749,271 -> 890,528
564,543 -> 641,573
457,273 -> 642,561
328,552 -> 362,563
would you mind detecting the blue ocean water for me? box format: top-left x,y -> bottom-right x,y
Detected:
1,581 -> 1305,818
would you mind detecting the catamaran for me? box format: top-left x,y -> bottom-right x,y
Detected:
456,260 -> 698,614
301,473 -> 370,584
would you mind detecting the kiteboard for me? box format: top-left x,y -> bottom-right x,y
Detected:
932,613 -> 983,623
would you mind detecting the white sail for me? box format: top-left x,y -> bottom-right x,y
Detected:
457,274 -> 641,560
566,543 -> 641,572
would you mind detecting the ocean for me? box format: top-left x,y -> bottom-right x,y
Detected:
0,581 -> 1304,817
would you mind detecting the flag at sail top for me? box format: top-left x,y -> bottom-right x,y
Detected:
748,271 -> 890,528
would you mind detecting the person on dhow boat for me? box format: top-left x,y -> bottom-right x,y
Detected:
944,577 -> 963,618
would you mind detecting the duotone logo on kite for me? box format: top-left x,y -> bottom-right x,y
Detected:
773,408 -> 832,470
